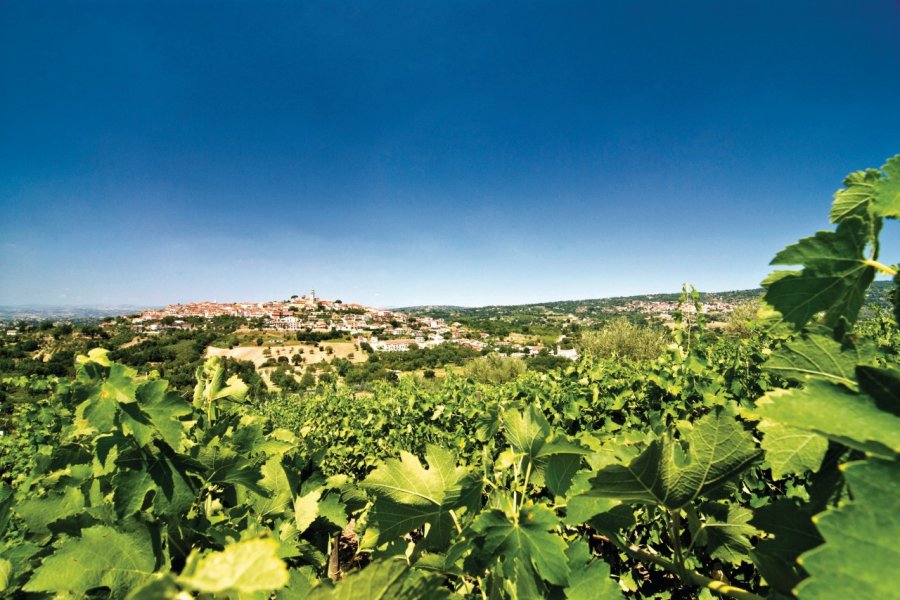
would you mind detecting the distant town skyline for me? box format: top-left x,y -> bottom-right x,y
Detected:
2,1 -> 899,307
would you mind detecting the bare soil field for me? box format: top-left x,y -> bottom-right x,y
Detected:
206,341 -> 366,367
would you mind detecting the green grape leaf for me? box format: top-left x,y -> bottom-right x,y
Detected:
118,402 -> 155,447
179,538 -> 289,594
307,557 -> 450,599
105,363 -> 139,403
361,445 -> 481,550
873,154 -> 900,218
763,217 -> 876,331
795,458 -> 900,599
695,503 -> 757,565
362,445 -> 468,505
762,329 -> 869,388
316,493 -> 349,530
147,451 -> 197,516
757,378 -> 900,458
564,540 -> 624,599
15,486 -> 84,534
196,442 -> 266,494
759,421 -> 828,479
0,558 -> 11,593
471,504 -> 570,587
545,453 -> 583,497
585,409 -> 760,510
278,567 -> 319,600
856,365 -> 900,417
295,489 -> 321,534
77,389 -> 119,434
124,573 -> 180,600
502,405 -> 552,461
494,556 -> 544,599
0,483 -> 11,538
113,468 -> 156,517
830,169 -> 880,223
252,456 -> 293,517
136,380 -> 192,450
750,500 -> 823,597
0,542 -> 40,594
24,525 -> 155,598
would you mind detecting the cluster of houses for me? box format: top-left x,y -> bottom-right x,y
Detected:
128,291 -> 451,338
358,333 -> 579,361
128,290 -> 584,361
603,299 -> 736,321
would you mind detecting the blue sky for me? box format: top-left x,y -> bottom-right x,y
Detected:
2,1 -> 899,308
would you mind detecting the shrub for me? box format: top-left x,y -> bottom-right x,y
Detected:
463,354 -> 526,384
722,299 -> 762,338
579,317 -> 666,361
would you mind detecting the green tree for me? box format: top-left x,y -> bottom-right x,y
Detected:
299,368 -> 316,389
463,354 -> 526,384
580,318 -> 666,361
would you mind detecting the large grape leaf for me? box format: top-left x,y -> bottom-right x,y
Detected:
307,558 -> 450,599
502,406 -> 588,498
757,378 -> 900,458
758,421 -> 828,479
178,538 -> 289,594
750,500 -> 823,596
193,357 -> 248,412
15,486 -> 84,534
545,453 -> 583,497
0,558 -> 11,593
0,484 -> 11,538
795,458 -> 900,599
24,525 -> 155,598
503,405 -> 552,461
146,450 -> 198,516
294,489 -> 322,534
112,449 -> 197,517
471,504 -> 570,587
585,409 -> 760,510
493,556 -> 544,599
251,456 -> 294,517
196,441 -> 266,494
135,379 -> 192,451
872,154 -> 900,219
829,169 -> 881,223
856,365 -> 900,417
564,540 -> 623,599
693,503 -> 757,565
502,405 -> 588,461
361,445 -> 481,550
762,329 -> 871,388
112,467 -> 156,517
762,217 -> 876,331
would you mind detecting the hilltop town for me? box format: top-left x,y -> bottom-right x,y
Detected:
130,290 -> 486,353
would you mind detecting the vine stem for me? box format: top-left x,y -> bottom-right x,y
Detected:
449,509 -> 488,600
862,259 -> 897,276
511,459 -> 520,522
449,509 -> 464,535
600,534 -> 766,600
666,509 -> 686,579
518,459 -> 534,513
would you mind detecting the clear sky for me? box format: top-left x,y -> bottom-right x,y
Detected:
2,1 -> 899,308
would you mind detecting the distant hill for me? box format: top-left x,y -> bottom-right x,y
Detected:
397,288 -> 765,318
399,281 -> 894,319
0,305 -> 154,322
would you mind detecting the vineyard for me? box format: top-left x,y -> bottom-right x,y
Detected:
1,156 -> 899,598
